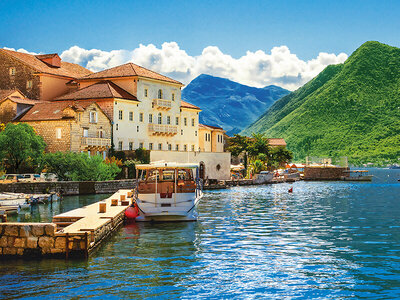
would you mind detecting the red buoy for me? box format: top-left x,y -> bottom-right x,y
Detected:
288,187 -> 293,193
125,204 -> 139,220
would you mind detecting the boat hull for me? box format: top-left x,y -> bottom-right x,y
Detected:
135,192 -> 202,222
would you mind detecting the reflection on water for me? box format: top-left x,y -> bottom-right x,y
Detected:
1,168 -> 400,298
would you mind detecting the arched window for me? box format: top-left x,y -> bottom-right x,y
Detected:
158,89 -> 163,99
158,112 -> 162,124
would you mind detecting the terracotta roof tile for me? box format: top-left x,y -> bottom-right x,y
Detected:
80,62 -> 182,84
181,100 -> 201,110
0,89 -> 17,101
53,81 -> 138,101
268,138 -> 287,146
0,89 -> 41,105
0,49 -> 92,78
8,96 -> 42,105
199,123 -> 224,131
20,101 -> 97,121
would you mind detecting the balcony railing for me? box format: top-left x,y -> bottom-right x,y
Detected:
152,98 -> 172,110
81,137 -> 111,147
148,124 -> 177,136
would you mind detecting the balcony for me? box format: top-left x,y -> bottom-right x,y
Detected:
81,137 -> 111,148
152,98 -> 172,110
148,124 -> 177,136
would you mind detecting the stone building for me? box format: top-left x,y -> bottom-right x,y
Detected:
198,124 -> 225,152
0,89 -> 41,123
16,101 -> 111,155
0,49 -> 91,101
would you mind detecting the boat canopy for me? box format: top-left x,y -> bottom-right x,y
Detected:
136,161 -> 199,170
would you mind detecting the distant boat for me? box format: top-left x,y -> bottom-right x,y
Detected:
341,170 -> 373,181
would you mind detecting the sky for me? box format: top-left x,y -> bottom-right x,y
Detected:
1,0 -> 399,90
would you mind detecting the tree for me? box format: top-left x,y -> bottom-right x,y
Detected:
0,123 -> 45,172
42,152 -> 121,181
270,146 -> 293,168
247,133 -> 271,160
227,134 -> 250,157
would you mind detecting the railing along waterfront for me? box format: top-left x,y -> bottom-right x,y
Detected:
152,98 -> 172,110
148,124 -> 178,135
81,137 -> 111,147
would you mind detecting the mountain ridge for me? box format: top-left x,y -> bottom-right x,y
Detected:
182,74 -> 289,136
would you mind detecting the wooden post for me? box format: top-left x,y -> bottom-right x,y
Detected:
99,202 -> 106,213
65,233 -> 69,260
84,232 -> 88,259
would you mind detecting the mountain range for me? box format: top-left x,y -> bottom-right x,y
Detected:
242,41 -> 400,164
182,74 -> 289,136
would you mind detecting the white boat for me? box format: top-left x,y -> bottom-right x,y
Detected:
134,162 -> 203,222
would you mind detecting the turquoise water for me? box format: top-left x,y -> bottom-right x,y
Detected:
1,168 -> 400,299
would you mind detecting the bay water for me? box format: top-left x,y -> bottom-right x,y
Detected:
1,168 -> 400,299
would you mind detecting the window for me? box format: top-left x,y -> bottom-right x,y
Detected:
56,128 -> 62,139
137,126 -> 139,132
191,145 -> 195,151
195,131 -> 197,137
149,114 -> 153,123
89,111 -> 97,123
181,129 -> 183,135
118,141 -> 123,150
167,116 -> 171,125
9,67 -> 16,76
184,145 -> 187,151
172,93 -> 175,101
129,142 -> 133,150
158,89 -> 163,99
83,128 -> 88,137
97,130 -> 104,138
184,117 -> 187,126
119,110 -> 123,120
158,143 -> 162,150
168,144 -> 172,151
139,113 -> 143,122
158,113 -> 162,124
149,143 -> 153,150
175,117 -> 179,125
139,142 -> 144,148
144,88 -> 148,97
192,118 -> 195,126
129,111 -> 133,121
116,124 -> 119,130
26,80 -> 33,89
175,144 -> 179,151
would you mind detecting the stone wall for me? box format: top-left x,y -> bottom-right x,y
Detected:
0,223 -> 58,257
0,179 -> 136,195
0,51 -> 41,99
304,167 -> 349,180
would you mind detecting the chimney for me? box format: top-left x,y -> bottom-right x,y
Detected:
35,54 -> 61,68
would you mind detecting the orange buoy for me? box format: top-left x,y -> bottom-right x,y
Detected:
288,187 -> 293,193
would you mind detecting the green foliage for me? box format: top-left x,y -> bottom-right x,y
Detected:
227,134 -> 250,157
42,152 -> 120,181
242,41 -> 400,164
134,148 -> 150,164
247,133 -> 270,159
251,159 -> 265,174
0,123 -> 45,172
270,146 -> 293,167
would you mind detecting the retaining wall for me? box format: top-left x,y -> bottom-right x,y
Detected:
304,167 -> 349,180
0,179 -> 136,195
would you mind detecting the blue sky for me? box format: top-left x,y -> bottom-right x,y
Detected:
1,0 -> 399,89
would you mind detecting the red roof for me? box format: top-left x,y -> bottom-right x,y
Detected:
199,123 -> 224,131
0,49 -> 92,78
181,100 -> 201,110
80,62 -> 182,85
20,101 -> 100,121
268,138 -> 287,147
0,89 -> 18,101
0,89 -> 40,105
53,81 -> 138,101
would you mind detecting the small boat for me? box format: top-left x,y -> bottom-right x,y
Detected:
134,162 -> 203,222
341,170 -> 373,181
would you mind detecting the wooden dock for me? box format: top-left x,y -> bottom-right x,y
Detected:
0,189 -> 135,259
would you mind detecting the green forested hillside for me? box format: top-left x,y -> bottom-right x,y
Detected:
242,41 -> 400,164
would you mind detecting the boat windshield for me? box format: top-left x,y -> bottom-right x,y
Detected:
140,168 -> 193,182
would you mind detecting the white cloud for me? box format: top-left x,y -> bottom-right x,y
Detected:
4,43 -> 348,90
